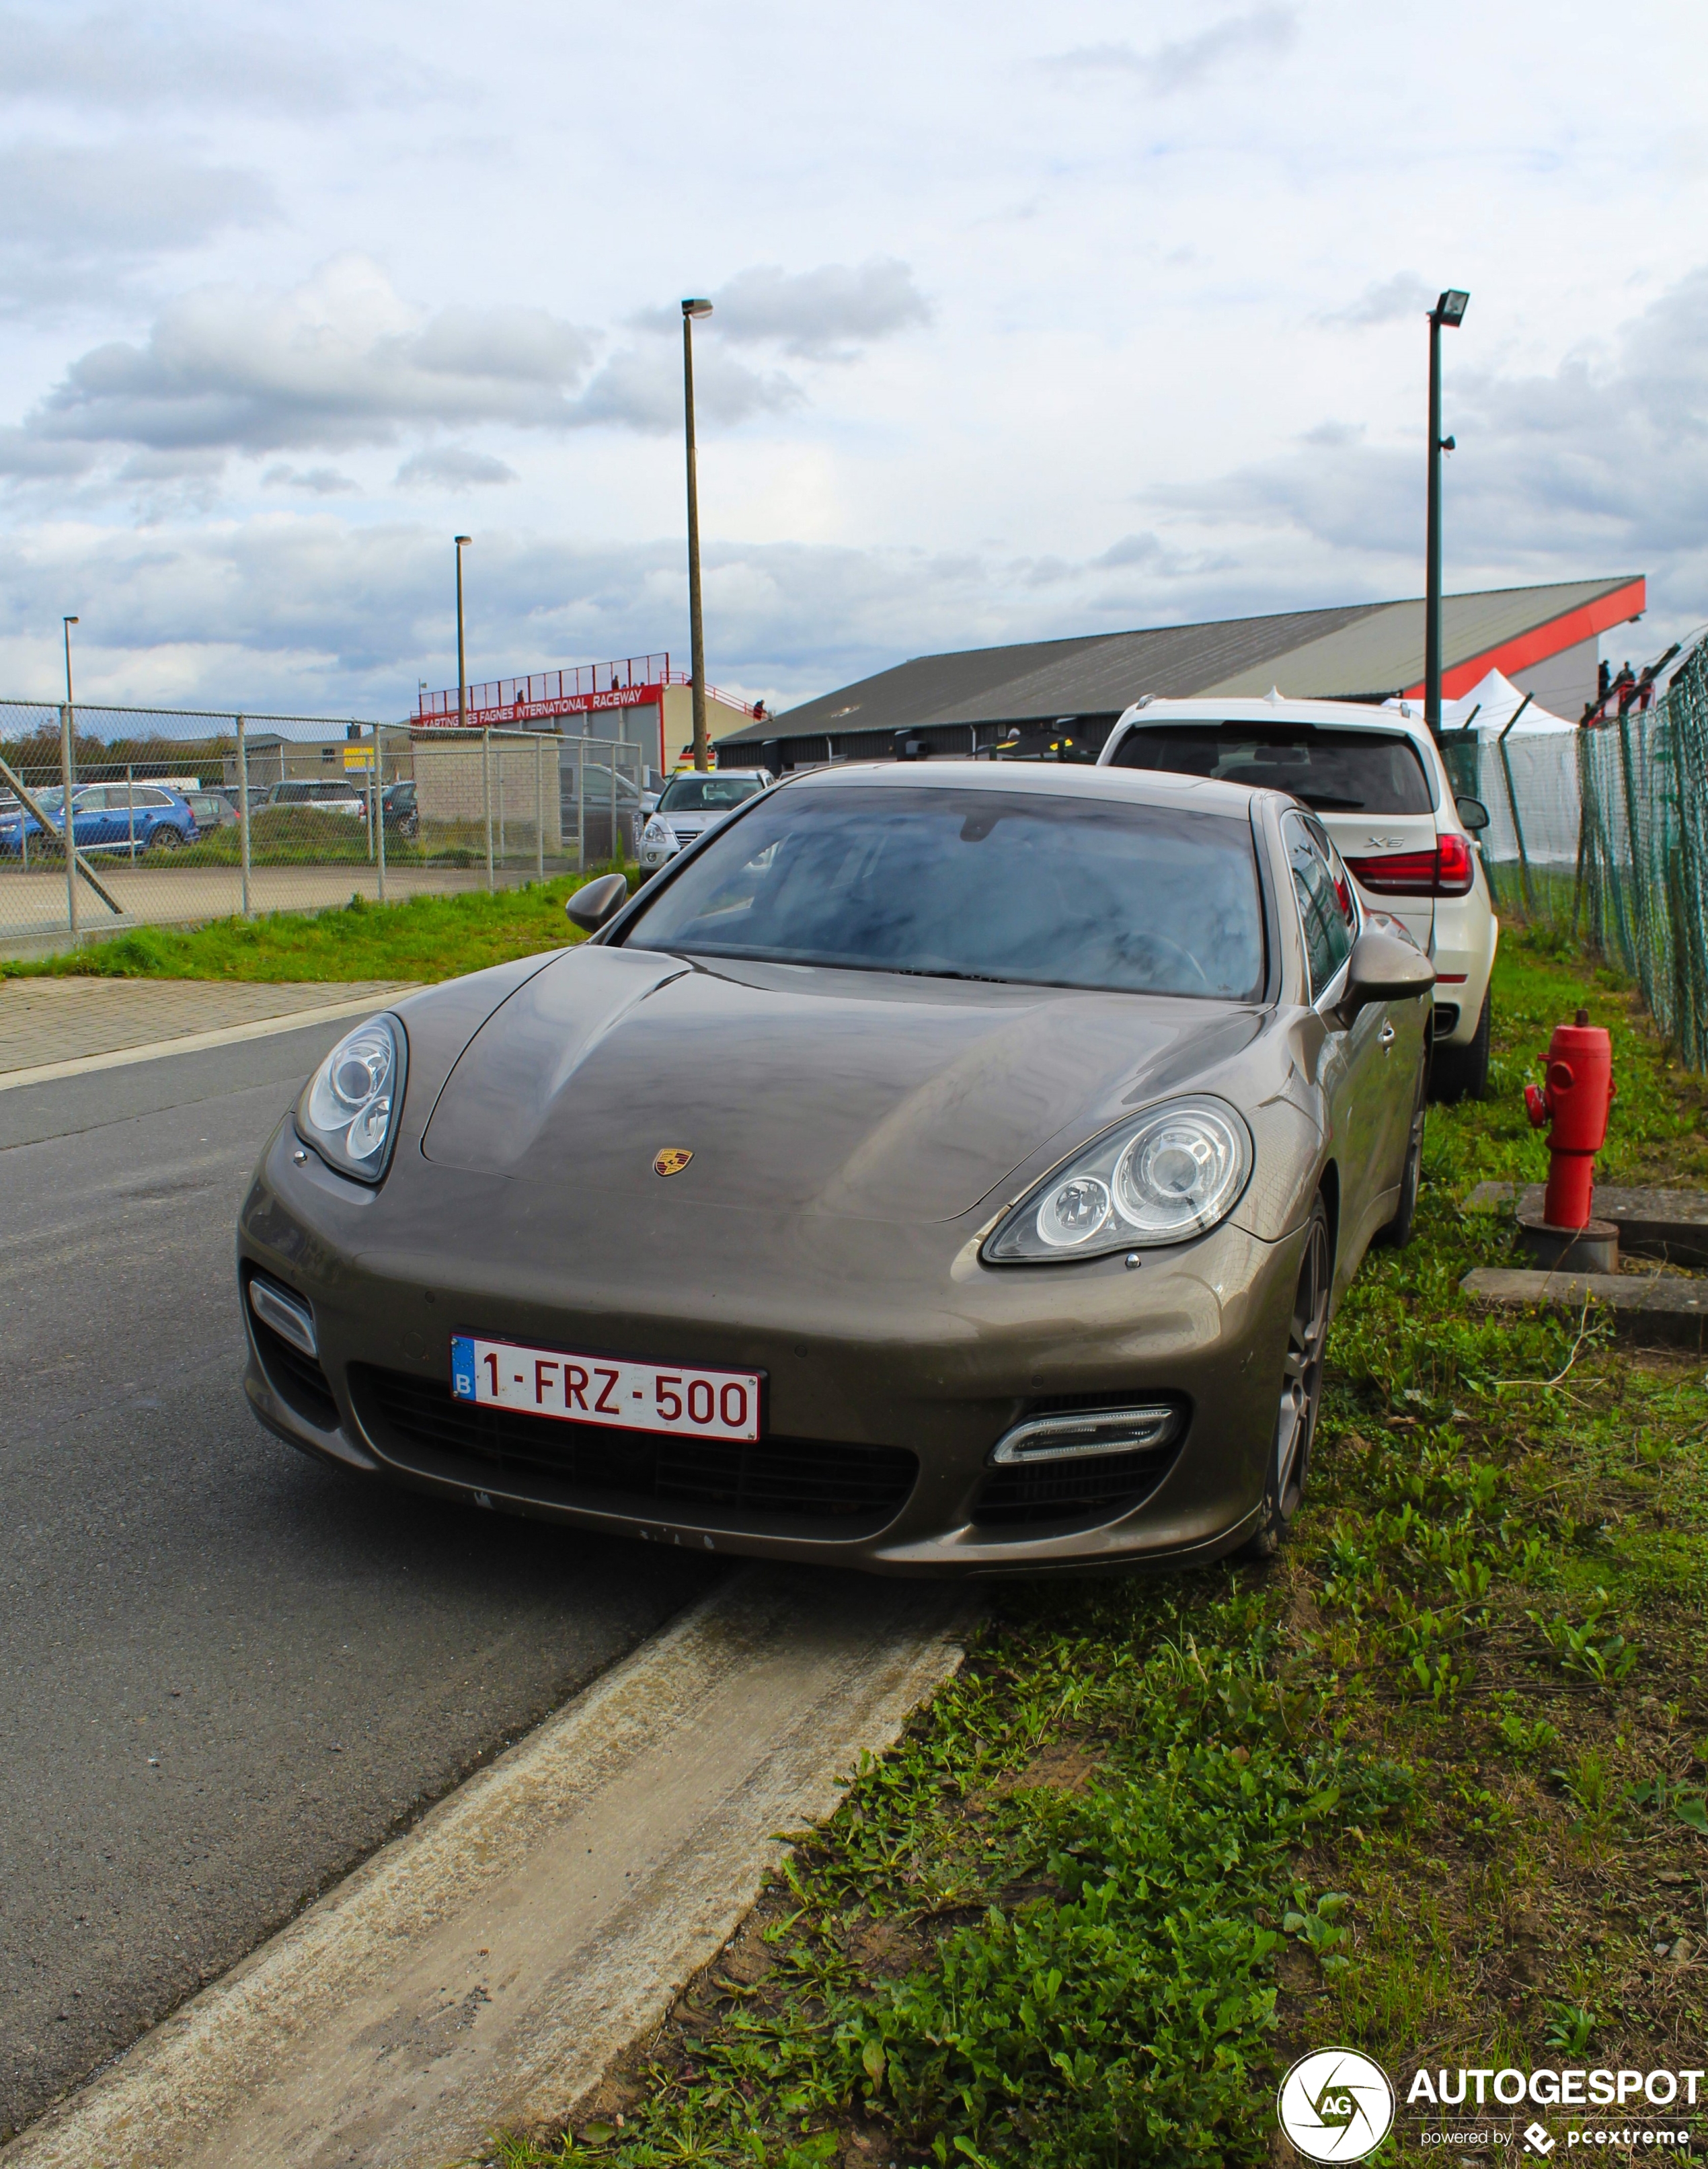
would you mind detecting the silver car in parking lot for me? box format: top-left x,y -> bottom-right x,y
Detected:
637,768 -> 773,873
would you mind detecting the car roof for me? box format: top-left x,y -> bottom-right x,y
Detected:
775,755 -> 1275,821
1111,694 -> 1435,744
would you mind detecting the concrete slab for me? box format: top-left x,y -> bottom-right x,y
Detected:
1463,1183 -> 1708,1267
0,979 -> 415,1083
1,1569 -> 970,2169
1461,1265 -> 1708,1347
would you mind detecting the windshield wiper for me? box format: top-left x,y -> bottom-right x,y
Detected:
1296,791 -> 1366,809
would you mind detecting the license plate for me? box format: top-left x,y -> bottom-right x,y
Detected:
450,1333 -> 762,1444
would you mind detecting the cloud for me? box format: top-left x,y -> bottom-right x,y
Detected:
0,143 -> 277,313
0,255 -> 598,472
631,260 -> 931,360
570,346 -> 802,434
0,3 -> 393,114
1319,274 -> 1436,329
395,447 -> 517,491
262,465 -> 359,496
0,255 -> 817,479
1143,264 -> 1708,635
1047,7 -> 1298,93
706,260 -> 931,360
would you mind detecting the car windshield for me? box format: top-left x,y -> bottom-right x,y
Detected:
656,775 -> 765,814
1112,723 -> 1435,815
622,784 -> 1266,999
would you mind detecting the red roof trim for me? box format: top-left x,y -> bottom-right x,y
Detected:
1401,578 -> 1646,701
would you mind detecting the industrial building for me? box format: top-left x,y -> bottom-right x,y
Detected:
414,654 -> 760,781
715,575 -> 1646,771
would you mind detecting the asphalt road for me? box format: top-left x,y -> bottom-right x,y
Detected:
0,1021 -> 720,2135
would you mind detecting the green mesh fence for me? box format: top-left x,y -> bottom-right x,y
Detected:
1440,635 -> 1708,1069
1578,641 -> 1708,1070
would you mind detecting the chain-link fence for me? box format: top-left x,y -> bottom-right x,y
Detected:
1438,633 -> 1708,1068
0,701 -> 646,953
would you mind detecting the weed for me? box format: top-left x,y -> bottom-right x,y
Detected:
1528,1593 -> 1640,1689
1544,2003 -> 1598,2053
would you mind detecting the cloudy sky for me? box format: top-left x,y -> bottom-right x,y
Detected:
1,0 -> 1703,723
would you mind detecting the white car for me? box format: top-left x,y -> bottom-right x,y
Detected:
637,768 -> 773,873
1097,694 -> 1498,1101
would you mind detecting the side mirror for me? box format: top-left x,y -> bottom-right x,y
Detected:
1455,795 -> 1490,833
565,871 -> 630,933
1335,927 -> 1435,1025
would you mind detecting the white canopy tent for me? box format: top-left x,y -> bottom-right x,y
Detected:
1384,668 -> 1575,736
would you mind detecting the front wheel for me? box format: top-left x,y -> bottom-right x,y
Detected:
1240,1197 -> 1331,1561
1431,989 -> 1490,1103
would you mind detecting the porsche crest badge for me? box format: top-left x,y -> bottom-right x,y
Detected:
653,1147 -> 694,1178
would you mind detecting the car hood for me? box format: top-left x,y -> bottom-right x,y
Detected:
420,945 -> 1265,1225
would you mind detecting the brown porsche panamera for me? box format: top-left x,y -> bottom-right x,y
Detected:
237,761 -> 1433,1575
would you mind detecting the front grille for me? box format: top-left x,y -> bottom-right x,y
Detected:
350,1366 -> 918,1534
972,1442 -> 1179,1530
251,1316 -> 339,1429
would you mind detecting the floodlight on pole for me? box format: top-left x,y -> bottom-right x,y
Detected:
681,299 -> 713,772
454,537 -> 471,730
1424,289 -> 1469,738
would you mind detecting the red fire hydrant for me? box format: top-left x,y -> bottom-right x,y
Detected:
1524,1009 -> 1615,1228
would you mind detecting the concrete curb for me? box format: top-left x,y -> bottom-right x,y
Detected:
0,991 -> 412,1093
3,1569 -> 972,2169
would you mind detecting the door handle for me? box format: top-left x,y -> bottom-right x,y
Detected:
1379,1023 -> 1396,1051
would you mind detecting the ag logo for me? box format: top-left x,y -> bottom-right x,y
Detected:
652,1147 -> 694,1178
1277,2048 -> 1395,2161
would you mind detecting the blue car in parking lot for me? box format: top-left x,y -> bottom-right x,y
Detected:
0,782 -> 200,857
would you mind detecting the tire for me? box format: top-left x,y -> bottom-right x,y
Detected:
148,825 -> 184,853
1431,989 -> 1490,1103
1372,1088 -> 1426,1249
1240,1196 -> 1331,1561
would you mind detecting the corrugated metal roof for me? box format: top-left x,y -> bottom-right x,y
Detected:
1200,577 -> 1638,699
720,576 -> 1641,748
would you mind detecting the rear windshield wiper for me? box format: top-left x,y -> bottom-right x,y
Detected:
1296,791 -> 1367,809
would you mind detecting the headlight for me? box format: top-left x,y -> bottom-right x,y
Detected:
295,1014 -> 407,1183
982,1096 -> 1252,1263
642,817 -> 672,844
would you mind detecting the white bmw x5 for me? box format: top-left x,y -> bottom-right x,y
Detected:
1098,694 -> 1498,1101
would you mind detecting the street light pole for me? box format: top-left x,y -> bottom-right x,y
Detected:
61,615 -> 79,948
1424,289 -> 1469,738
454,536 -> 471,731
681,299 -> 713,773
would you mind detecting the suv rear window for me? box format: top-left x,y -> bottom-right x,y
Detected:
1112,723 -> 1436,816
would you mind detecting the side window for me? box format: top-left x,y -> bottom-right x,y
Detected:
1305,817 -> 1360,950
1285,814 -> 1354,1000
135,787 -> 173,808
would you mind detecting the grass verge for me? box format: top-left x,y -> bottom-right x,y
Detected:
0,870 -> 637,984
491,931 -> 1708,2168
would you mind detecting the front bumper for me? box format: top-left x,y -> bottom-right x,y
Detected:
237,1122 -> 1305,1577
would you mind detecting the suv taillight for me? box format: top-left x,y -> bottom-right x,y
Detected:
1344,835 -> 1474,897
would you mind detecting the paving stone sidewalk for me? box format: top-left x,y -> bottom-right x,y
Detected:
0,979 -> 417,1075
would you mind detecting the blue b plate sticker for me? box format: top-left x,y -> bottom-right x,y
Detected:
451,1335 -> 476,1401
